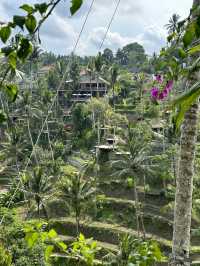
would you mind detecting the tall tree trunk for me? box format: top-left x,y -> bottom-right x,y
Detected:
37,199 -> 41,219
170,1 -> 200,265
97,74 -> 100,98
112,84 -> 115,108
134,182 -> 140,237
170,103 -> 198,266
75,207 -> 80,236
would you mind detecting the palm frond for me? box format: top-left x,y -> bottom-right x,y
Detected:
169,80 -> 200,130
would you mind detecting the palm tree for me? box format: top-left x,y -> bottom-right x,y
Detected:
94,53 -> 103,98
110,123 -> 152,237
86,59 -> 95,97
109,64 -> 119,107
165,14 -> 180,34
170,1 -> 200,265
58,168 -> 96,235
23,166 -> 53,219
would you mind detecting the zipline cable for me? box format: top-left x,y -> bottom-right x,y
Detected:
0,0 -> 96,225
50,0 -> 121,145
99,0 -> 121,51
0,0 -> 121,225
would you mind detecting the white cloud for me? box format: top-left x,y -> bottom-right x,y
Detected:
41,13 -> 76,40
94,0 -> 142,16
0,0 -> 194,56
40,13 -> 78,55
88,27 -> 136,50
137,25 -> 167,54
86,25 -> 166,55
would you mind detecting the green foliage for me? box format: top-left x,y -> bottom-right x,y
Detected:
152,149 -> 175,185
4,84 -> 18,102
125,177 -> 135,189
0,26 -> 11,43
17,38 -> 33,61
22,166 -> 53,218
70,0 -> 83,15
20,4 -> 35,14
178,48 -> 186,59
72,103 -> 92,137
59,168 -> 96,234
105,235 -> 166,266
71,233 -> 100,266
0,245 -> 12,266
25,15 -> 37,33
13,15 -> 26,29
24,223 -> 100,265
8,51 -> 17,69
24,222 -> 67,262
0,212 -> 47,266
165,13 -> 180,34
34,3 -> 49,15
188,44 -> 200,55
183,25 -> 195,48
47,69 -> 60,89
102,48 -> 114,64
19,3 -> 49,16
116,43 -> 147,71
95,52 -> 103,73
0,207 -> 16,226
170,81 -> 200,131
0,110 -> 6,123
111,122 -> 152,181
69,56 -> 80,90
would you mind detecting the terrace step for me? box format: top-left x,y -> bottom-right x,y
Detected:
98,182 -> 170,206
50,217 -> 171,251
98,195 -> 200,227
53,235 -> 167,265
96,196 -> 173,240
49,217 -> 200,259
100,196 -> 173,222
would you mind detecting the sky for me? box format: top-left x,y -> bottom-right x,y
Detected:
0,0 -> 193,56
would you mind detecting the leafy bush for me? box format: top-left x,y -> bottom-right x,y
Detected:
70,233 -> 100,266
105,234 -> 166,266
0,211 -> 46,266
0,207 -> 16,225
0,244 -> 12,266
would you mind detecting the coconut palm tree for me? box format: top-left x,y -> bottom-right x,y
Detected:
23,166 -> 53,219
94,53 -> 103,98
170,1 -> 200,265
110,123 -> 152,237
109,64 -> 119,107
165,14 -> 180,34
58,167 -> 96,235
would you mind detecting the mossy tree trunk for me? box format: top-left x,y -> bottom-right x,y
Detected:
170,103 -> 198,266
170,1 -> 200,264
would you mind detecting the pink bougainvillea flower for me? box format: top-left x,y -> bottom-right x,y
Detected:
150,79 -> 173,102
155,74 -> 163,83
158,92 -> 165,100
162,88 -> 168,97
151,87 -> 159,99
166,80 -> 173,91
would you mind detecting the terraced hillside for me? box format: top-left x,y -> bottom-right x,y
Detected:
46,173 -> 200,265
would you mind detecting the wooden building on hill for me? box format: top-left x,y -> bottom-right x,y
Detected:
38,65 -> 55,77
66,73 -> 109,104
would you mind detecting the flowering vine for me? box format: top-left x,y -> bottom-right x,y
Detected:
151,75 -> 173,101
